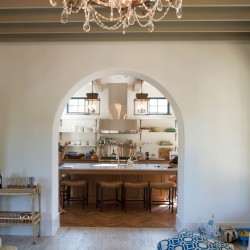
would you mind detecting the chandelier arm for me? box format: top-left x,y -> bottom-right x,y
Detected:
132,3 -> 156,19
95,21 -> 123,31
87,3 -> 122,21
94,15 -> 123,30
95,11 -> 122,22
134,15 -> 149,28
64,0 -> 85,14
141,3 -> 156,12
133,11 -> 150,19
134,5 -> 170,22
151,6 -> 170,22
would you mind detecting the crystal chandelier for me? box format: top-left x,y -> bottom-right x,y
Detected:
49,0 -> 183,34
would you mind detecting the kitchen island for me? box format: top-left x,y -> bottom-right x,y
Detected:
59,163 -> 177,203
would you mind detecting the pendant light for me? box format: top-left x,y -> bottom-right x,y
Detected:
135,82 -> 148,100
134,82 -> 148,114
86,81 -> 98,100
86,81 -> 99,114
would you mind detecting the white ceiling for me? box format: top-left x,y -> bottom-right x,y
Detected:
0,0 -> 249,42
100,75 -> 136,84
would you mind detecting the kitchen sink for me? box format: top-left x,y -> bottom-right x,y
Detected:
93,163 -> 128,168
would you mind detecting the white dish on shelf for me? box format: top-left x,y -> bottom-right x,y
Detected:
81,140 -> 88,145
77,126 -> 84,132
84,127 -> 93,132
141,129 -> 150,132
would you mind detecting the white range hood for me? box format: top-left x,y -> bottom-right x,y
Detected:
99,83 -> 138,134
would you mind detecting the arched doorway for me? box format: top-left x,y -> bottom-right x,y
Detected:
53,70 -> 184,230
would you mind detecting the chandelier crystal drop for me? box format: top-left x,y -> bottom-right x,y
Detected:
50,0 -> 183,33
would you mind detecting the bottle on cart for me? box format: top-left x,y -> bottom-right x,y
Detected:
0,173 -> 2,189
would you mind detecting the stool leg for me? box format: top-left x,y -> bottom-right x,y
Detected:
67,186 -> 70,205
86,182 -> 89,207
147,185 -> 150,212
144,187 -> 149,211
60,184 -> 64,206
124,187 -> 127,212
115,188 -> 118,208
62,185 -> 66,209
145,186 -> 149,212
143,188 -> 146,209
168,189 -> 171,210
100,187 -> 103,212
171,187 -> 174,213
96,183 -> 99,208
121,184 -> 124,211
149,187 -> 152,213
82,186 -> 85,209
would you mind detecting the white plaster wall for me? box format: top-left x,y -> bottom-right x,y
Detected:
0,41 -> 249,235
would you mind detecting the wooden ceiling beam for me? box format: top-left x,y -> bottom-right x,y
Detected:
0,0 -> 250,9
0,7 -> 249,23
0,21 -> 249,34
0,32 -> 249,42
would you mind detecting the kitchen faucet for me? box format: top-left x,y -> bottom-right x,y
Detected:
115,152 -> 120,166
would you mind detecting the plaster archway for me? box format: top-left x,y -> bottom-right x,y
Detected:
52,68 -> 185,231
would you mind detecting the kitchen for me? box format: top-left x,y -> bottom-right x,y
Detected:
59,77 -> 178,161
58,76 -> 178,224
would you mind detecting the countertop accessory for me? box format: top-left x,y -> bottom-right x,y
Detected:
151,127 -> 161,132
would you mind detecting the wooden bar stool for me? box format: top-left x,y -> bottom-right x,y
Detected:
96,181 -> 123,212
123,182 -> 149,212
149,181 -> 175,213
61,179 -> 88,209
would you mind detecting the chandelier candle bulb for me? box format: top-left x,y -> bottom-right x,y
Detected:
50,0 -> 183,33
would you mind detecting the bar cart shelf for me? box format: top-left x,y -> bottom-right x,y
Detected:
0,184 -> 41,244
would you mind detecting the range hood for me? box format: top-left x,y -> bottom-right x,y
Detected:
99,119 -> 138,134
99,83 -> 138,134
